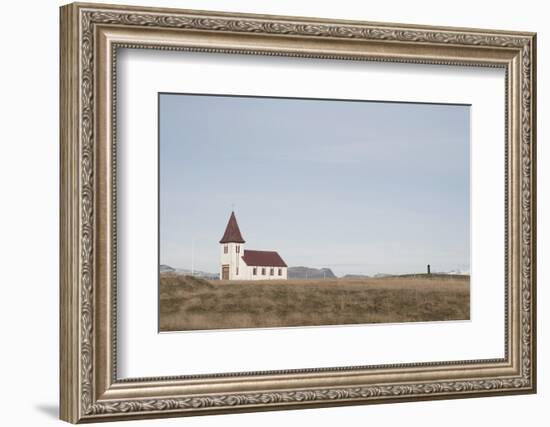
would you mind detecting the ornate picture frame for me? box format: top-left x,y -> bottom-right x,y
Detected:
60,2 -> 536,423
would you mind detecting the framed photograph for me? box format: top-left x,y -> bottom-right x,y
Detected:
60,2 -> 537,423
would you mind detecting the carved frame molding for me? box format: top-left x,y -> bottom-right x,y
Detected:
60,2 -> 536,423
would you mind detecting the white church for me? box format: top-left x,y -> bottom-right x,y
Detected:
219,211 -> 288,281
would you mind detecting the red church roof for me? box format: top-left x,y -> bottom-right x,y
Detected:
219,211 -> 245,243
242,250 -> 287,267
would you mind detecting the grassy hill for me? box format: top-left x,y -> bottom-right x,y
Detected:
159,273 -> 470,332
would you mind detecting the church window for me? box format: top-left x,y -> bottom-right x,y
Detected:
224,245 -> 228,254
236,267 -> 239,275
236,245 -> 240,253
270,268 -> 274,276
262,268 -> 266,275
253,267 -> 257,275
278,268 -> 282,276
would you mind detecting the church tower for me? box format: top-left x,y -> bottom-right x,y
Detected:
219,211 -> 245,280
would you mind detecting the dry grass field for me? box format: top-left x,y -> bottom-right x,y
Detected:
159,273 -> 470,331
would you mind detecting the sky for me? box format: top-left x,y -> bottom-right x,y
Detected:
159,93 -> 470,276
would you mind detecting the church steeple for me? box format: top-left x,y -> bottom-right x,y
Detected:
219,211 -> 245,244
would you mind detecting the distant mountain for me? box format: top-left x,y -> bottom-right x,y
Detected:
160,264 -> 175,273
343,274 -> 371,279
344,271 -> 470,279
160,264 -> 468,281
160,264 -> 219,280
373,273 -> 392,278
288,266 -> 336,279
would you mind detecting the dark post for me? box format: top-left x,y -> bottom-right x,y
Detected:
427,264 -> 431,275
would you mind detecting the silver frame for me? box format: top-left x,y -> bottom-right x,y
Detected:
60,2 -> 536,423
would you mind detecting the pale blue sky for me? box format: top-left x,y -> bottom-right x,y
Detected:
159,93 -> 470,276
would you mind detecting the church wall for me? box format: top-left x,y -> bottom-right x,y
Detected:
219,213 -> 288,281
220,241 -> 288,281
220,242 -> 245,280
243,265 -> 287,281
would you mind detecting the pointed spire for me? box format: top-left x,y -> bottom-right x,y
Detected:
219,211 -> 245,243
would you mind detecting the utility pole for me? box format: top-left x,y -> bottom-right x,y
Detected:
427,264 -> 431,275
